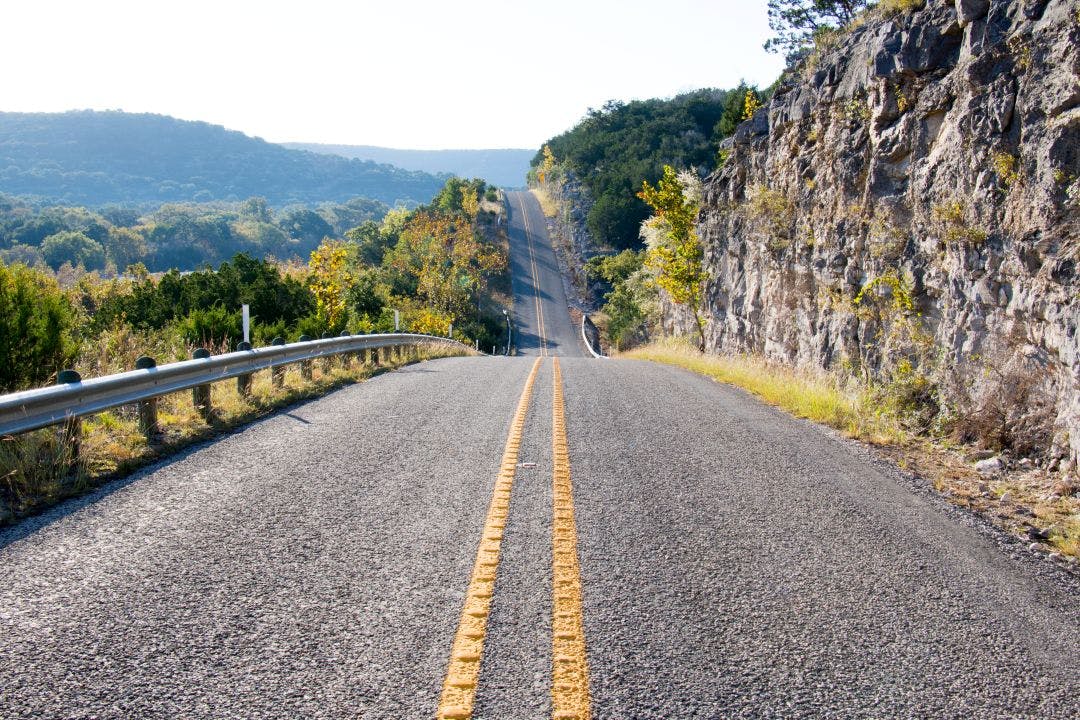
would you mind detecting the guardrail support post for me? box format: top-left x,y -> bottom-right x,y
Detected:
191,348 -> 214,421
271,337 -> 286,388
321,333 -> 334,373
298,335 -> 313,381
134,356 -> 161,442
372,348 -> 380,366
340,331 -> 352,369
56,370 -> 82,469
236,341 -> 253,396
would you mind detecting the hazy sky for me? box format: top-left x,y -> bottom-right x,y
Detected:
3,1 -> 786,150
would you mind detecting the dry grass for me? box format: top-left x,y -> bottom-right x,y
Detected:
530,187 -> 559,218
623,338 -> 1080,562
623,338 -> 903,443
1,344 -> 469,524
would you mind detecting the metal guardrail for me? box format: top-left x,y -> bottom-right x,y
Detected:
0,333 -> 471,437
581,315 -> 606,359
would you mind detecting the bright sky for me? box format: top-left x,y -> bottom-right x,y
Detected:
3,0 -> 785,151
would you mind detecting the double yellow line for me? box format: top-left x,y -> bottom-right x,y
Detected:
516,193 -> 549,357
437,358 -> 590,720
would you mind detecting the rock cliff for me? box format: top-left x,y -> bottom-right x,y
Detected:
689,0 -> 1079,465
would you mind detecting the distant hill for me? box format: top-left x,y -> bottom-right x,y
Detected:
283,143 -> 534,188
0,111 -> 448,207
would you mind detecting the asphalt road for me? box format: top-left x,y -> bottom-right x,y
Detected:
2,194 -> 1078,718
504,190 -> 583,357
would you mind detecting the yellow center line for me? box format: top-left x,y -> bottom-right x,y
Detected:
518,193 -> 549,357
437,357 -> 543,720
550,357 -> 591,719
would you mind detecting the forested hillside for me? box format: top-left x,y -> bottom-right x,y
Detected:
0,194 -> 389,273
0,111 -> 447,206
284,144 -> 534,189
531,86 -> 766,250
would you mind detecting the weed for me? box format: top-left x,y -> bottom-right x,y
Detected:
932,200 -> 989,245
867,211 -> 908,261
845,95 -> 872,123
744,184 -> 796,251
991,151 -> 1022,189
875,0 -> 926,17
1008,35 -> 1033,71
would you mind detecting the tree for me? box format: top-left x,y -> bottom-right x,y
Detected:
638,166 -> 707,351
40,231 -> 106,271
308,240 -> 352,330
105,226 -> 147,271
0,261 -> 76,391
764,0 -> 869,64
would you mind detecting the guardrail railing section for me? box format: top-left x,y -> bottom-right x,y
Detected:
0,333 -> 474,465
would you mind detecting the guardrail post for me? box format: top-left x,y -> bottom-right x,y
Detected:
191,348 -> 214,421
340,331 -> 352,369
371,347 -> 380,366
271,337 -> 286,388
298,335 -> 313,381
56,370 -> 82,468
236,341 -> 253,396
321,332 -> 334,373
134,356 -> 161,442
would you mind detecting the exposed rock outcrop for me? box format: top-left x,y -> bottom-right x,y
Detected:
688,0 -> 1079,463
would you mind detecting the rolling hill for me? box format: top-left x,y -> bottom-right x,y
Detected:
283,143 -> 534,188
0,111 -> 448,207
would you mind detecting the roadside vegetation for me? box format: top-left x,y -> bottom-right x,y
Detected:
0,176 -> 509,524
529,86 -> 766,251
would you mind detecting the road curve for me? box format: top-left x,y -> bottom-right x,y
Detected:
1,355 -> 1077,718
504,190 -> 583,357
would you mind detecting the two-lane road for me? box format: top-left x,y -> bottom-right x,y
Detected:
504,190 -> 582,357
1,191 -> 1078,718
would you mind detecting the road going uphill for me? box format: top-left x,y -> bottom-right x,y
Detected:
1,190 -> 1077,719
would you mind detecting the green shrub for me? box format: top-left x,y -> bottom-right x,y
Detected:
0,261 -> 77,391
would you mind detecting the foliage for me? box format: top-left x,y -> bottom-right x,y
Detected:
638,166 -> 707,350
308,240 -> 353,330
0,193 -> 389,273
743,90 -> 764,120
586,250 -> 658,350
0,110 -> 446,206
0,261 -> 77,391
41,230 -> 106,271
534,88 -> 761,250
991,151 -> 1022,189
93,254 -> 315,339
931,200 -> 989,245
745,184 -> 796,250
764,0 -> 871,64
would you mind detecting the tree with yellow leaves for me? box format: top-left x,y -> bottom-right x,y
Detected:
308,239 -> 352,329
638,165 -> 707,351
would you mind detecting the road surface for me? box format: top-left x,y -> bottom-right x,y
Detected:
504,190 -> 582,357
1,192 -> 1078,719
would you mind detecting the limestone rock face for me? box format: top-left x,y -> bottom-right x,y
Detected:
690,0 -> 1079,461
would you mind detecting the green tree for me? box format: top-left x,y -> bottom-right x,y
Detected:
105,226 -> 148,271
0,261 -> 77,391
40,230 -> 106,271
764,0 -> 869,63
638,166 -> 707,350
